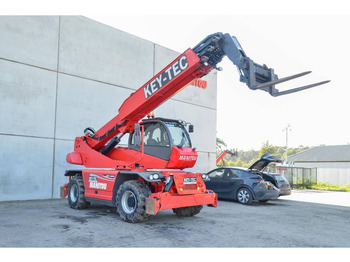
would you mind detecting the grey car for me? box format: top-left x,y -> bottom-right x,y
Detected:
247,153 -> 291,196
263,173 -> 291,196
204,154 -> 281,204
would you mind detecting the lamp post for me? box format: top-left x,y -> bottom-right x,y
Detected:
283,124 -> 291,165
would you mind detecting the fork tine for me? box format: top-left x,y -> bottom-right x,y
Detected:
272,80 -> 331,97
253,71 -> 312,90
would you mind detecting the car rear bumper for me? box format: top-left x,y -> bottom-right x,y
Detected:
254,188 -> 280,200
279,188 -> 292,196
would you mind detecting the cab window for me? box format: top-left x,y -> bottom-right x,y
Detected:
130,123 -> 170,147
142,123 -> 170,147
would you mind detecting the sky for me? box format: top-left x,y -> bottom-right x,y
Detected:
4,0 -> 349,151
87,14 -> 350,151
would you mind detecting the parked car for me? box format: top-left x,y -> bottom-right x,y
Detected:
204,154 -> 281,204
262,173 -> 291,196
247,153 -> 291,196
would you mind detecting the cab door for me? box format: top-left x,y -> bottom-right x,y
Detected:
129,121 -> 172,160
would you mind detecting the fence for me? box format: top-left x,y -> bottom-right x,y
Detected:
282,167 -> 317,188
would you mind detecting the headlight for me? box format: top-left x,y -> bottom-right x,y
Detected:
149,173 -> 159,180
202,173 -> 209,180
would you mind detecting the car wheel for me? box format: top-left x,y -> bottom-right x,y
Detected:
236,188 -> 253,205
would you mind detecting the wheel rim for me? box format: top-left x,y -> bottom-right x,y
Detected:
70,184 -> 78,202
121,190 -> 137,214
238,189 -> 250,203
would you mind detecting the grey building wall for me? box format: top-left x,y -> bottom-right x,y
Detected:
0,16 -> 217,201
287,145 -> 350,185
293,162 -> 350,185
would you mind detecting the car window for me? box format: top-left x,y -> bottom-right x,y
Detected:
231,169 -> 251,178
273,175 -> 287,182
225,169 -> 238,178
208,169 -> 225,179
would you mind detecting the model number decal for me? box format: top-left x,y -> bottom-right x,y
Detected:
144,55 -> 189,99
184,177 -> 197,184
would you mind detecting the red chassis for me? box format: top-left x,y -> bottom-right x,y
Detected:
62,169 -> 217,215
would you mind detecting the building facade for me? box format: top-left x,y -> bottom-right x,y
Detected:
286,145 -> 350,185
0,16 -> 217,201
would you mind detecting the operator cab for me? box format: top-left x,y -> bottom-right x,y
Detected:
128,118 -> 193,160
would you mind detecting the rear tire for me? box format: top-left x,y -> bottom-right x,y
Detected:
116,180 -> 151,223
172,205 -> 203,217
68,175 -> 90,209
236,187 -> 253,205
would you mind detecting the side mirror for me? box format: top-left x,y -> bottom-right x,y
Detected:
188,124 -> 194,133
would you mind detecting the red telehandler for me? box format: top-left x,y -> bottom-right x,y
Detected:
60,32 -> 329,222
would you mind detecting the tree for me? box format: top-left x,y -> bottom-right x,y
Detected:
216,137 -> 227,153
281,145 -> 310,159
215,138 -> 309,167
258,140 -> 279,156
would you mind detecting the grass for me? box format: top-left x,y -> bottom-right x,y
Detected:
307,182 -> 350,192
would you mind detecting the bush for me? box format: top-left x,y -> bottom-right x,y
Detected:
309,183 -> 350,192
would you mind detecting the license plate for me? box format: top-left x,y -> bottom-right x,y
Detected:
183,177 -> 197,184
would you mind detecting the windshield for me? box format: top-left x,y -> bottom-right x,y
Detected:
166,122 -> 191,148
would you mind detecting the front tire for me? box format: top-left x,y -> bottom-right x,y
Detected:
172,205 -> 203,217
116,180 -> 151,223
236,188 -> 253,205
68,175 -> 90,209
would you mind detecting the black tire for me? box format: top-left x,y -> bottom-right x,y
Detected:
68,175 -> 90,209
172,205 -> 203,217
236,187 -> 253,205
116,180 -> 151,223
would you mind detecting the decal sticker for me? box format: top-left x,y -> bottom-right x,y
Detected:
189,78 -> 207,89
89,174 -> 98,182
88,173 -> 111,190
179,155 -> 197,161
183,177 -> 197,184
144,55 -> 189,98
89,181 -> 107,190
